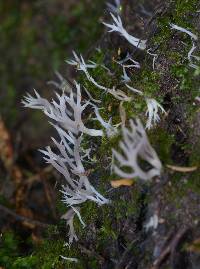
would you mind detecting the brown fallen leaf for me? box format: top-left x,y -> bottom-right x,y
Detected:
0,116 -> 25,208
111,178 -> 134,188
166,164 -> 198,172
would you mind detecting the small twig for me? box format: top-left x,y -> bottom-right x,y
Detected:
152,243 -> 171,269
25,165 -> 53,187
115,238 -> 138,269
79,244 -> 105,263
151,227 -> 189,269
170,227 -> 190,267
0,204 -> 51,228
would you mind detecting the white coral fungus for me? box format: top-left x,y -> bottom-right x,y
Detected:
121,66 -> 131,83
22,81 -> 109,244
61,207 -> 85,246
22,82 -> 103,137
103,13 -> 147,50
169,23 -> 198,40
188,42 -> 200,69
106,0 -> 122,15
67,52 -> 132,101
112,119 -> 162,181
145,98 -> 166,130
93,106 -> 118,137
195,96 -> 200,103
116,52 -> 140,69
125,85 -> 165,129
40,127 -> 109,206
170,23 -> 199,69
60,256 -> 78,263
147,49 -> 158,70
144,214 -> 159,231
125,84 -> 143,96
47,71 -> 72,93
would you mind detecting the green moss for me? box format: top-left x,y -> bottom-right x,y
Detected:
34,239 -> 70,269
54,182 -> 145,268
149,128 -> 175,163
12,256 -> 38,269
136,69 -> 161,97
175,0 -> 199,16
0,232 -> 19,267
98,133 -> 120,158
151,0 -> 199,52
0,231 -> 38,269
170,63 -> 199,119
159,128 -> 200,203
168,51 -> 184,65
152,16 -> 172,47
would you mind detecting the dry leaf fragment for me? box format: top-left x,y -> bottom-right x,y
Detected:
0,116 -> 14,169
187,238 -> 200,253
31,233 -> 43,245
166,164 -> 198,172
110,178 -> 134,188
